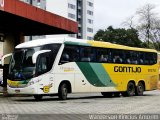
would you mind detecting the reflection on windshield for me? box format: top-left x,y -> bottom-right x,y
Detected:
9,47 -> 40,80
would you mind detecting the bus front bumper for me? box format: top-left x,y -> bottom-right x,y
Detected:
7,85 -> 37,95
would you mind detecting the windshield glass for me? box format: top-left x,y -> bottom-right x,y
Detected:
9,47 -> 40,80
8,44 -> 61,80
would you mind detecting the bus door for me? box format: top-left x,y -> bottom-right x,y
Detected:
36,53 -> 54,94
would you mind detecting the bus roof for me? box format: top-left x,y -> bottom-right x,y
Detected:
16,37 -> 157,53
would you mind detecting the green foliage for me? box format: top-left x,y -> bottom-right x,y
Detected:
94,26 -> 143,47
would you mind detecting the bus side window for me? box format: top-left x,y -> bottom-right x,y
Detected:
132,51 -> 138,64
37,54 -> 49,75
153,53 -> 157,64
125,51 -> 132,64
139,52 -> 145,65
112,50 -> 123,64
61,53 -> 70,62
80,47 -> 96,62
149,53 -> 157,65
80,47 -> 91,62
97,48 -> 109,63
59,45 -> 79,64
144,53 -> 150,65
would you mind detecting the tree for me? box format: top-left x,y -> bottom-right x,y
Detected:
94,26 -> 142,47
136,3 -> 160,50
122,16 -> 135,29
94,29 -> 105,41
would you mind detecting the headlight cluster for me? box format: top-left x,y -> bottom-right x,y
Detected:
27,81 -> 34,86
27,79 -> 42,87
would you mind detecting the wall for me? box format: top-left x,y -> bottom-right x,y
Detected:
3,35 -> 15,64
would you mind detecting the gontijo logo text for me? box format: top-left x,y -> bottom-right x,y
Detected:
114,66 -> 141,73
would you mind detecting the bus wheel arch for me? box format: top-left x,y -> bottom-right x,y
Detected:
136,80 -> 145,96
34,95 -> 43,101
58,80 -> 72,100
122,80 -> 136,97
138,80 -> 145,91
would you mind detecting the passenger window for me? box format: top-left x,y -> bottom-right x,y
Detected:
152,53 -> 157,64
139,52 -> 145,65
97,48 -> 110,63
41,44 -> 61,69
112,50 -> 123,64
125,51 -> 132,64
131,52 -> 138,64
146,53 -> 157,65
80,47 -> 96,62
60,45 -> 79,64
144,53 -> 150,65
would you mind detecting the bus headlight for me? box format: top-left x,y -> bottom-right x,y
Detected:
27,79 -> 42,87
27,81 -> 34,86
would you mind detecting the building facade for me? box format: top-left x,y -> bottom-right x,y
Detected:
20,0 -> 94,40
19,0 -> 46,9
79,0 -> 94,40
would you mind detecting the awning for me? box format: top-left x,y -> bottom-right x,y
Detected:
0,0 -> 78,36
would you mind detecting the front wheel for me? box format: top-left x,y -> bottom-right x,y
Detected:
34,95 -> 43,101
136,82 -> 144,96
58,83 -> 68,100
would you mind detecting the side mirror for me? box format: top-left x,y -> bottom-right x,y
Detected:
32,50 -> 51,64
1,53 -> 12,66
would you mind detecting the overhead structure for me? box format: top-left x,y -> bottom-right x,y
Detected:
0,0 -> 78,36
0,0 -> 78,91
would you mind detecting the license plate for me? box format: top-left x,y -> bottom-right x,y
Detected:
15,90 -> 20,93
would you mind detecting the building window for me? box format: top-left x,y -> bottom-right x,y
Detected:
23,0 -> 30,4
87,28 -> 93,33
68,3 -> 76,10
88,19 -> 93,24
78,9 -> 82,15
88,1 -> 93,7
30,0 -> 32,4
78,18 -> 81,22
87,10 -> 93,16
68,13 -> 76,19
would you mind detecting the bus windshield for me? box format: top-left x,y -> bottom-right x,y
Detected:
8,47 -> 40,80
8,44 -> 61,80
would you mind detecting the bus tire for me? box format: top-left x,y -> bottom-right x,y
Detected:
123,82 -> 135,97
136,82 -> 144,96
101,92 -> 113,97
58,83 -> 68,100
34,95 -> 43,101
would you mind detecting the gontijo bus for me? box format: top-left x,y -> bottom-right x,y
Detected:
2,37 -> 158,100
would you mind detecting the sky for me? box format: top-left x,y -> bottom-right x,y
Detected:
94,0 -> 160,33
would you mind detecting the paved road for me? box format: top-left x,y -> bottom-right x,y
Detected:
0,90 -> 160,120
